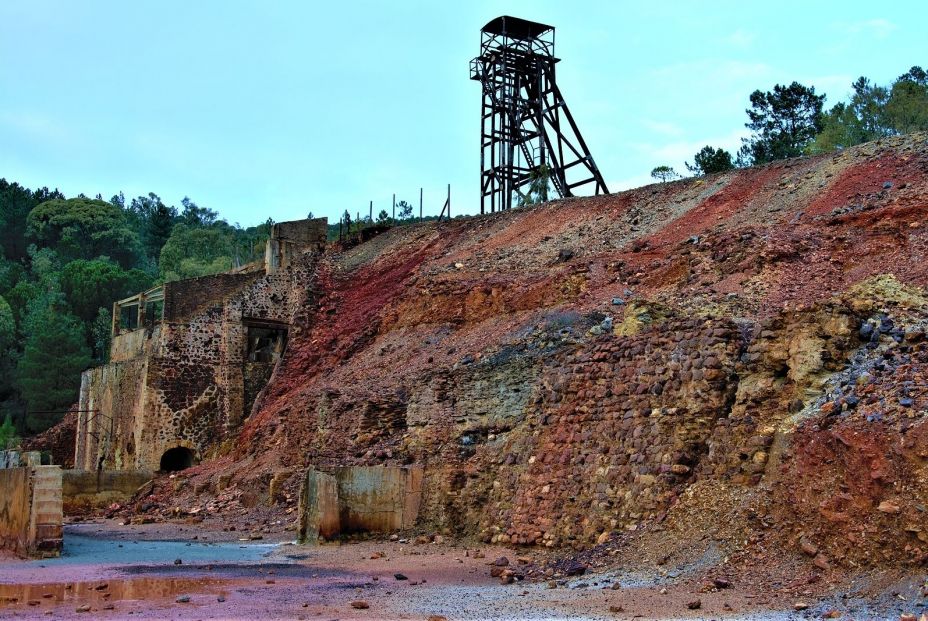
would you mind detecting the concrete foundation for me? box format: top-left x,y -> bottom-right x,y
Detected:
62,470 -> 153,514
298,466 -> 423,544
0,464 -> 63,558
0,450 -> 41,469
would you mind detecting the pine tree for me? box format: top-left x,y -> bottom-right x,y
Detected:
17,306 -> 91,432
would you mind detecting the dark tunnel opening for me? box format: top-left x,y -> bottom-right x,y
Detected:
159,446 -> 195,472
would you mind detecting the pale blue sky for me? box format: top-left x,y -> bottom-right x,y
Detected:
1,1 -> 925,226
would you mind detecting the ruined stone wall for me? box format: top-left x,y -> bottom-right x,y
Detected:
75,218 -> 327,472
163,271 -> 262,322
76,358 -> 148,471
110,326 -> 158,363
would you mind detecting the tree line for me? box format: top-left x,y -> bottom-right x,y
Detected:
0,185 -> 274,438
651,65 -> 928,181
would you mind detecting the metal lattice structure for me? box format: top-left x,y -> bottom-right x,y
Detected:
470,16 -> 609,213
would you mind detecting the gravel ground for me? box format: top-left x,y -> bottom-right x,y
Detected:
4,522 -> 921,620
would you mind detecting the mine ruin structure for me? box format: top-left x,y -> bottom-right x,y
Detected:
74,218 -> 328,472
470,15 -> 609,213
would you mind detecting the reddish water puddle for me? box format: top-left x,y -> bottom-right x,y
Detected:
0,576 -> 231,608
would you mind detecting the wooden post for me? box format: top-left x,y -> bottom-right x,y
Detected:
419,187 -> 423,221
392,193 -> 395,221
111,302 -> 121,337
369,200 -> 373,222
137,293 -> 146,330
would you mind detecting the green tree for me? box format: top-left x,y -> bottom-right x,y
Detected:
519,165 -> 553,206
885,66 -> 928,134
90,307 -> 113,364
17,306 -> 91,432
0,415 -> 17,450
180,197 -> 219,227
0,295 -> 14,400
396,200 -> 414,220
686,146 -> 734,175
807,77 -> 891,154
738,82 -> 826,166
158,223 -> 236,281
59,258 -> 152,323
376,209 -> 390,224
650,166 -> 681,182
129,193 -> 177,262
26,197 -> 141,268
0,180 -> 63,262
4,280 -> 40,328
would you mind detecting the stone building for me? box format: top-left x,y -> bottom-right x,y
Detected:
74,218 -> 327,472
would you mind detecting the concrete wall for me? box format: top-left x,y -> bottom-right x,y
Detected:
110,326 -> 159,363
62,470 -> 153,514
297,469 -> 339,543
0,465 -> 62,558
298,465 -> 423,544
0,450 -> 41,469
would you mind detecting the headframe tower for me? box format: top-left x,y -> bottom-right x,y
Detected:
470,16 -> 609,213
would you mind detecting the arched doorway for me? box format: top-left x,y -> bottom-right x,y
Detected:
159,446 -> 195,472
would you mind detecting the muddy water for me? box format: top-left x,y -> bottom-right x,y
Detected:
0,576 -> 230,607
32,532 -> 279,566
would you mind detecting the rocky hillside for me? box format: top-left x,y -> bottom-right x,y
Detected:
198,133 -> 927,572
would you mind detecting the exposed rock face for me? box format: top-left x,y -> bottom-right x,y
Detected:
165,133 -> 928,568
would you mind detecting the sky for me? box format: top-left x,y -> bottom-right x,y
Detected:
1,0 -> 925,226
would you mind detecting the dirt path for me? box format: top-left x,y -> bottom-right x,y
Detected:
0,521 -> 922,620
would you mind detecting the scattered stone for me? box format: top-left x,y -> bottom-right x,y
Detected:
350,600 -> 369,609
494,556 -> 509,567
547,581 -> 557,589
427,616 -> 448,621
799,537 -> 818,556
900,614 -> 916,621
712,577 -> 731,589
878,500 -> 902,513
795,602 -> 809,611
394,573 -> 408,581
611,582 -> 622,590
813,553 -> 831,570
174,558 -> 182,565
75,605 -> 91,613
609,604 -> 624,613
687,599 -> 701,610
175,596 -> 190,603
565,562 -> 587,577
612,297 -> 625,306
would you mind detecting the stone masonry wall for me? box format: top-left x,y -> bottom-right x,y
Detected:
76,218 -> 328,472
